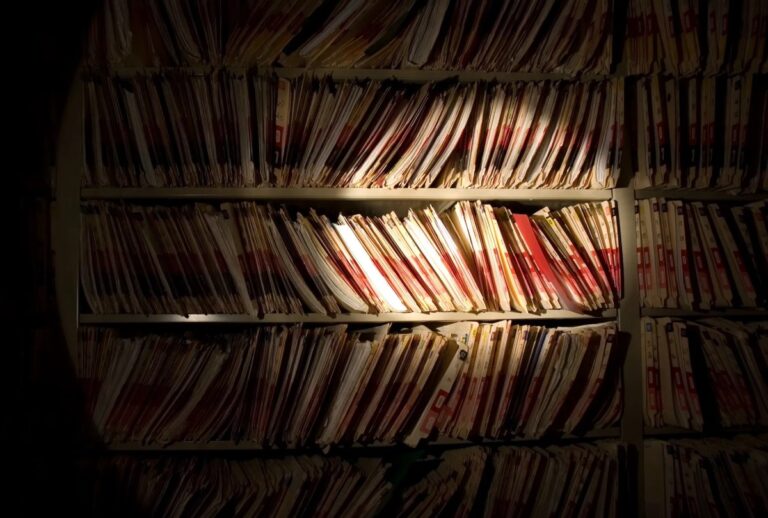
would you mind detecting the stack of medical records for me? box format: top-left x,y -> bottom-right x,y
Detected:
77,322 -> 622,446
80,201 -> 621,316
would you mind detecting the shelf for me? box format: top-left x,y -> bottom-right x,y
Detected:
640,308 -> 768,318
80,187 -> 614,202
79,309 -> 617,325
84,64 -> 231,77
271,67 -> 615,83
635,189 -> 768,202
96,429 -> 622,452
85,64 -> 614,82
643,427 -> 705,437
644,426 -> 768,438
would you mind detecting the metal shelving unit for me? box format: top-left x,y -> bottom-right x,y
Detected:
53,59 -> 768,518
641,308 -> 768,318
87,64 -> 614,83
81,187 -> 613,202
79,309 -> 617,325
644,426 -> 768,438
100,428 -> 622,453
635,188 -> 768,202
52,63 -> 649,518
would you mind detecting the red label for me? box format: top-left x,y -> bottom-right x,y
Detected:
420,389 -> 450,433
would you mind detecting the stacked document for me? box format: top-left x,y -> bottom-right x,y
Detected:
624,0 -> 767,74
86,455 -> 392,517
267,76 -> 622,188
645,437 -> 768,518
83,72 -> 260,188
635,199 -> 767,309
427,321 -> 623,441
80,201 -> 621,315
88,0 -> 613,73
83,74 -> 624,189
396,443 -> 630,518
484,442 -> 630,518
77,322 -> 622,445
642,317 -> 768,431
84,442 -> 630,517
396,447 -> 488,517
631,75 -> 767,192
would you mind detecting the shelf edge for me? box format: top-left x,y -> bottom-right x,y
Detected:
644,426 -> 768,438
79,310 -> 617,325
83,64 -> 615,82
95,429 -> 622,452
640,308 -> 768,318
635,189 -> 768,202
80,187 -> 614,202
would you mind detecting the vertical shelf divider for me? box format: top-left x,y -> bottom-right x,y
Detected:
52,66 -> 83,358
614,186 -> 643,515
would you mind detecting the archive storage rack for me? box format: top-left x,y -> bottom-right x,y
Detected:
50,68 -> 635,509
50,28 -> 768,518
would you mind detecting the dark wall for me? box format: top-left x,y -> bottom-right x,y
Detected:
8,1 -> 98,514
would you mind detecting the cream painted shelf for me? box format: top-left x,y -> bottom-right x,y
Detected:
271,67 -> 616,82
85,64 -> 615,83
635,189 -> 768,202
640,308 -> 768,318
98,428 -> 622,452
81,187 -> 614,202
644,426 -> 768,438
79,309 -> 617,326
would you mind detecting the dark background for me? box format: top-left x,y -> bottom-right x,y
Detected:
8,1 -> 98,514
